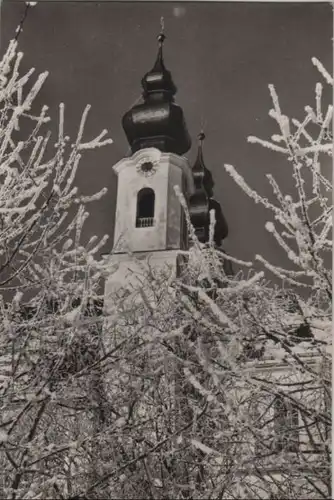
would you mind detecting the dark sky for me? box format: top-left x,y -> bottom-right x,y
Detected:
1,1 -> 332,281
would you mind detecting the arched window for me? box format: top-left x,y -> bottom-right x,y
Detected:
136,188 -> 155,228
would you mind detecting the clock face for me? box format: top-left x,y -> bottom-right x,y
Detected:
136,158 -> 158,177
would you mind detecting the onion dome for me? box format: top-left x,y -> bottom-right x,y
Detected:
122,30 -> 191,155
189,132 -> 228,246
141,32 -> 176,99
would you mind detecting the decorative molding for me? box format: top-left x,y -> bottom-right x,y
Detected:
112,147 -> 194,194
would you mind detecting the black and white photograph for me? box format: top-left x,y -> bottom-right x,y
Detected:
0,1 -> 332,498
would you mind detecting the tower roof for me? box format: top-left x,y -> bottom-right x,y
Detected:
141,32 -> 177,100
122,28 -> 191,155
192,131 -> 214,199
189,132 -> 228,245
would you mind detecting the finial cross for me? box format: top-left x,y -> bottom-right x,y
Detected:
158,17 -> 166,44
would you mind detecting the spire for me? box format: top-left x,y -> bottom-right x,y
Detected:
189,131 -> 211,243
192,131 -> 214,198
189,131 -> 228,245
141,19 -> 177,100
122,23 -> 191,155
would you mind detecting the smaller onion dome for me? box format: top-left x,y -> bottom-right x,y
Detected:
122,30 -> 191,155
141,33 -> 177,100
189,132 -> 228,246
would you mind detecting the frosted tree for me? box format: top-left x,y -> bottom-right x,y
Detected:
1,8 -> 331,498
72,59 -> 331,499
94,59 -> 331,499
172,58 -> 332,498
221,57 -> 332,499
225,57 -> 332,306
80,239 -> 330,499
0,34 -> 118,499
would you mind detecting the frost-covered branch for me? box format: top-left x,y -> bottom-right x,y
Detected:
0,36 -> 114,499
224,60 -> 332,304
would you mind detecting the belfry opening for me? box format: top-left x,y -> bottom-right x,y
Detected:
136,188 -> 155,228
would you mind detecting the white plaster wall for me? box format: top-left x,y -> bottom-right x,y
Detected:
112,148 -> 193,253
104,249 -> 182,314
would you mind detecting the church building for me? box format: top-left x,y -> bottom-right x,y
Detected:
101,28 -> 329,500
104,29 -> 229,304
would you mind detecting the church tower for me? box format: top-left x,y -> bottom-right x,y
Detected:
104,31 -> 194,303
189,131 -> 232,277
189,131 -> 228,246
